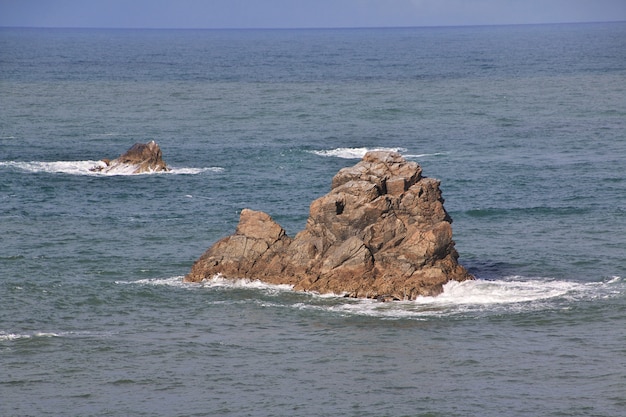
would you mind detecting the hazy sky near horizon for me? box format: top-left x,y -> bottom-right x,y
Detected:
1,0 -> 625,29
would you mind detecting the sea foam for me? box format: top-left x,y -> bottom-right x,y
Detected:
310,147 -> 448,160
310,147 -> 407,159
0,160 -> 223,176
121,275 -> 295,293
0,331 -> 62,341
121,275 -> 623,319
417,278 -> 582,305
317,276 -> 625,319
0,330 -> 112,342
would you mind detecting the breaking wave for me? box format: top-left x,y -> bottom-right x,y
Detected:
310,147 -> 407,159
0,331 -> 61,341
310,147 -> 448,160
0,331 -> 105,342
0,160 -> 223,176
119,275 -> 294,293
122,275 -> 624,319
317,276 -> 625,319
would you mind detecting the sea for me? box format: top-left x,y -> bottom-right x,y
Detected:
1,22 -> 625,416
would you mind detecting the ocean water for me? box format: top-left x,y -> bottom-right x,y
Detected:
1,23 -> 626,416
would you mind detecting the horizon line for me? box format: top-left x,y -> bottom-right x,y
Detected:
1,19 -> 625,31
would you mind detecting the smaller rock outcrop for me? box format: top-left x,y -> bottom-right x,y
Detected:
91,141 -> 170,174
185,151 -> 473,300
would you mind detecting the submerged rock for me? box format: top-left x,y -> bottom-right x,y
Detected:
91,141 -> 170,174
185,151 -> 473,300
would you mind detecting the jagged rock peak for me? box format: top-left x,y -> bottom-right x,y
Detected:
91,140 -> 170,174
185,151 -> 473,300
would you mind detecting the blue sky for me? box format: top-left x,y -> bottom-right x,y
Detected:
1,0 -> 625,29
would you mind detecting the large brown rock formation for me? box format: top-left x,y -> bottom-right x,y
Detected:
91,141 -> 170,174
185,151 -> 473,300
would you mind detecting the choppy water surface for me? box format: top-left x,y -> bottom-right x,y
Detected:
1,23 -> 626,416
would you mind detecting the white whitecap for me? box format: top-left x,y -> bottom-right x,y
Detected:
414,278 -> 582,305
200,275 -> 294,292
33,332 -> 61,338
0,160 -> 103,175
403,152 -> 448,159
329,277 -> 625,319
117,275 -> 624,319
116,276 -> 187,287
0,332 -> 31,341
0,331 -> 62,341
169,166 -> 224,175
0,330 -> 112,342
604,275 -> 622,284
119,275 -> 294,294
0,160 -> 223,176
310,147 -> 407,159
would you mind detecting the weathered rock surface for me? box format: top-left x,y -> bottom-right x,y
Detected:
185,151 -> 473,300
91,141 -> 170,174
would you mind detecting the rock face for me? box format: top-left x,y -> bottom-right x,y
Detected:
91,141 -> 169,174
185,151 -> 473,300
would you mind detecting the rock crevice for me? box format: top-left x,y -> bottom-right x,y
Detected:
185,151 -> 473,300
